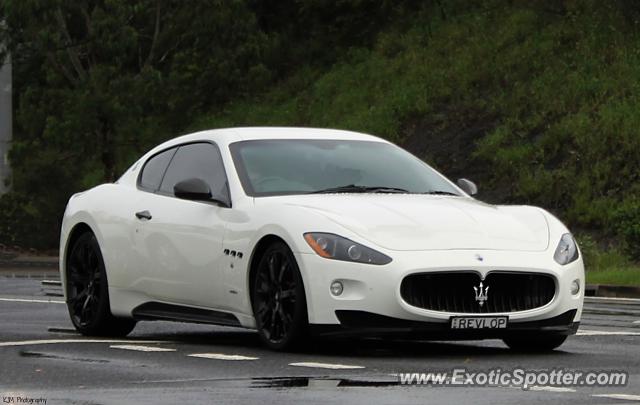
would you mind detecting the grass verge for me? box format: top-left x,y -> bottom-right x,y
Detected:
586,268 -> 640,286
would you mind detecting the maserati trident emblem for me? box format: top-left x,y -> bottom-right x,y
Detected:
473,282 -> 489,307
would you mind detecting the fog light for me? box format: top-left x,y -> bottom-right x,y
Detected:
570,279 -> 580,295
330,281 -> 344,296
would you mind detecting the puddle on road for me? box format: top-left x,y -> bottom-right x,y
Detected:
19,350 -> 109,364
47,327 -> 80,334
252,377 -> 399,388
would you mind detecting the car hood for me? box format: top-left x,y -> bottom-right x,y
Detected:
276,195 -> 550,252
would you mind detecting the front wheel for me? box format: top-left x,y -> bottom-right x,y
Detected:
251,241 -> 308,351
66,232 -> 136,337
503,333 -> 568,352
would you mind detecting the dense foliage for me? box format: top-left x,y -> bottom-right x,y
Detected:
0,0 -> 638,264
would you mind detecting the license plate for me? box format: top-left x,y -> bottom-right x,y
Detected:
451,316 -> 508,329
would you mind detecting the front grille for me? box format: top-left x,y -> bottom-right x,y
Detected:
400,272 -> 555,313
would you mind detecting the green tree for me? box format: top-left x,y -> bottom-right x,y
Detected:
0,0 -> 273,248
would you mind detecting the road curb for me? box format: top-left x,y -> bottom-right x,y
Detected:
0,258 -> 58,269
0,256 -> 60,279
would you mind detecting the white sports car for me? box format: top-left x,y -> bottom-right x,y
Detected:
60,127 -> 584,351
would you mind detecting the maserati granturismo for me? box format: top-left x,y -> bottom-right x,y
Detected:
60,127 -> 584,351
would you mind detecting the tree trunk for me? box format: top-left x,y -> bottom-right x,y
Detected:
99,122 -> 116,182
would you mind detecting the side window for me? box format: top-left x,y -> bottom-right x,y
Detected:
159,143 -> 228,198
139,148 -> 177,191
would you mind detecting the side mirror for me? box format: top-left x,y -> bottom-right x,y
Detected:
173,178 -> 231,207
457,178 -> 478,196
174,178 -> 212,201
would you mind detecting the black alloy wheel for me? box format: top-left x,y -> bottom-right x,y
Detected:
252,241 -> 308,350
66,232 -> 136,336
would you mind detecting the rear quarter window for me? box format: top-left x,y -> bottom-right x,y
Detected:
138,148 -> 177,191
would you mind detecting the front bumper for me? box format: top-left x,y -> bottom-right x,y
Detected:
296,248 -> 585,331
310,309 -> 579,339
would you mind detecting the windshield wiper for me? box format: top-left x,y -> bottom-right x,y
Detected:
422,190 -> 460,196
310,184 -> 410,194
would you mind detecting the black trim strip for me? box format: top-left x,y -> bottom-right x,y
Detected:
132,302 -> 241,327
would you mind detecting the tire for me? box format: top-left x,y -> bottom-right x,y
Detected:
503,333 -> 568,352
251,241 -> 308,351
66,232 -> 136,337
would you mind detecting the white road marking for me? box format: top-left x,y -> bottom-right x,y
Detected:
110,345 -> 176,352
592,394 -> 640,401
188,353 -> 258,361
529,386 -> 576,393
0,339 -> 163,347
579,329 -> 640,336
0,297 -> 65,304
289,362 -> 365,370
633,320 -> 640,324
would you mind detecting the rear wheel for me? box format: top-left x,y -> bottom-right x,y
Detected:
503,333 -> 567,352
66,232 -> 136,337
251,241 -> 308,350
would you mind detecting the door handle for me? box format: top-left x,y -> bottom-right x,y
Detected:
135,210 -> 152,220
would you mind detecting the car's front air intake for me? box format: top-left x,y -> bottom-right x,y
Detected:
400,271 -> 555,313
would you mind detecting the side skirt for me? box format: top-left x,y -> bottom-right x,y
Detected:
132,302 -> 242,327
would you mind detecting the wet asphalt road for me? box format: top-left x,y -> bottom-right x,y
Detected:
1,273 -> 640,404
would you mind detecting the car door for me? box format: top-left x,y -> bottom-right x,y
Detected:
127,146 -> 177,293
136,141 -> 230,308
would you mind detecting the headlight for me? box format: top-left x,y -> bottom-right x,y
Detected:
303,232 -> 392,265
554,233 -> 579,265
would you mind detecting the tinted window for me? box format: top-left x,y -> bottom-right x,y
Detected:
139,148 -> 176,191
159,143 -> 228,197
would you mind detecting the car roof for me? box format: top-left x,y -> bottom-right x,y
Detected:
161,127 -> 389,148
229,127 -> 387,142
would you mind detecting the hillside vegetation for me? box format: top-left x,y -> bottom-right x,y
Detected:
1,1 -> 638,278
197,1 -> 640,271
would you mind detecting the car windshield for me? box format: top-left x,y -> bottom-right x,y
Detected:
229,139 -> 462,197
